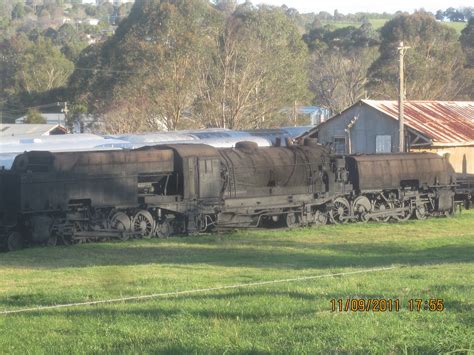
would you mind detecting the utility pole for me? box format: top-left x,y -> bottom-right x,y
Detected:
293,100 -> 297,126
398,41 -> 410,152
61,101 -> 69,127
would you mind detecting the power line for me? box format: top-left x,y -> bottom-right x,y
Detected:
0,266 -> 396,315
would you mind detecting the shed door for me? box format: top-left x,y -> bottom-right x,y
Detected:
376,135 -> 392,153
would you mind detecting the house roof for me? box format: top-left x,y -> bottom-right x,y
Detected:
300,100 -> 474,147
362,100 -> 474,146
0,124 -> 68,138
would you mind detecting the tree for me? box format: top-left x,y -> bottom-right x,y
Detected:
17,37 -> 74,95
310,47 -> 377,113
0,33 -> 74,122
55,23 -> 87,61
12,4 -> 25,20
303,23 -> 379,112
193,5 -> 309,129
368,12 -> 471,100
24,108 -> 46,123
38,9 -> 51,20
214,0 -> 237,16
444,7 -> 464,22
70,0 -> 222,132
462,7 -> 474,21
460,18 -> 474,98
303,22 -> 378,52
0,34 -> 30,119
333,9 -> 342,21
461,18 -> 474,67
435,9 -> 444,20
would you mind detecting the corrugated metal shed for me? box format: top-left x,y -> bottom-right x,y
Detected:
362,100 -> 474,146
0,124 -> 67,137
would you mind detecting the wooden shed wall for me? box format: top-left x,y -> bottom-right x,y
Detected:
316,105 -> 400,154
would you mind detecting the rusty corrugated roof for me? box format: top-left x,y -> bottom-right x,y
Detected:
362,100 -> 474,146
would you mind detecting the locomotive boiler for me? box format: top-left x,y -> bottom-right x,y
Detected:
0,139 -> 457,251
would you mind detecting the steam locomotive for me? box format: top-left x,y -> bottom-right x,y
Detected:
0,139 -> 457,251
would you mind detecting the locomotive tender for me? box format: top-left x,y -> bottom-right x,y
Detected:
0,139 -> 456,251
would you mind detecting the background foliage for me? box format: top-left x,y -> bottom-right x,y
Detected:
0,0 -> 473,131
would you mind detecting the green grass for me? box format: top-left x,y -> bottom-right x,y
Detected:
321,19 -> 467,33
445,21 -> 468,33
0,211 -> 473,353
320,19 -> 389,30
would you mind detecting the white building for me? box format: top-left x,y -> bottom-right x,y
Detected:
15,113 -> 66,125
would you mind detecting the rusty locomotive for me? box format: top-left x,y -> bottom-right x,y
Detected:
0,139 -> 457,251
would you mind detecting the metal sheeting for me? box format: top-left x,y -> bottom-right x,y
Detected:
126,136 -> 271,150
0,124 -> 67,137
0,133 -> 131,153
362,100 -> 474,146
111,127 -> 307,146
0,134 -> 131,170
0,126 -> 311,170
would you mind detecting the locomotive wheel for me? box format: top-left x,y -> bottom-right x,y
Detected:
415,205 -> 428,220
329,197 -> 350,224
61,235 -> 72,246
285,213 -> 299,228
372,200 -> 391,222
110,212 -> 131,241
393,199 -> 412,221
195,214 -> 208,232
352,196 -> 371,222
61,222 -> 84,246
7,231 -> 24,252
156,220 -> 172,238
313,210 -> 328,226
132,210 -> 155,238
47,234 -> 58,247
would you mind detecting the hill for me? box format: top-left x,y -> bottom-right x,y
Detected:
320,19 -> 468,33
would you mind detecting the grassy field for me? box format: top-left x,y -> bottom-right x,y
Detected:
0,211 -> 473,353
321,19 -> 467,33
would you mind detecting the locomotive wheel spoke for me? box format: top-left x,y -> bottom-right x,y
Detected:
109,212 -> 131,241
195,215 -> 208,232
313,210 -> 328,226
352,196 -> 372,222
132,210 -> 155,238
415,205 -> 428,220
329,197 -> 350,224
61,222 -> 84,246
372,200 -> 391,222
156,220 -> 172,238
393,199 -> 412,221
285,213 -> 299,228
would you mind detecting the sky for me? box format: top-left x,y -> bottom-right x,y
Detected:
254,0 -> 471,14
